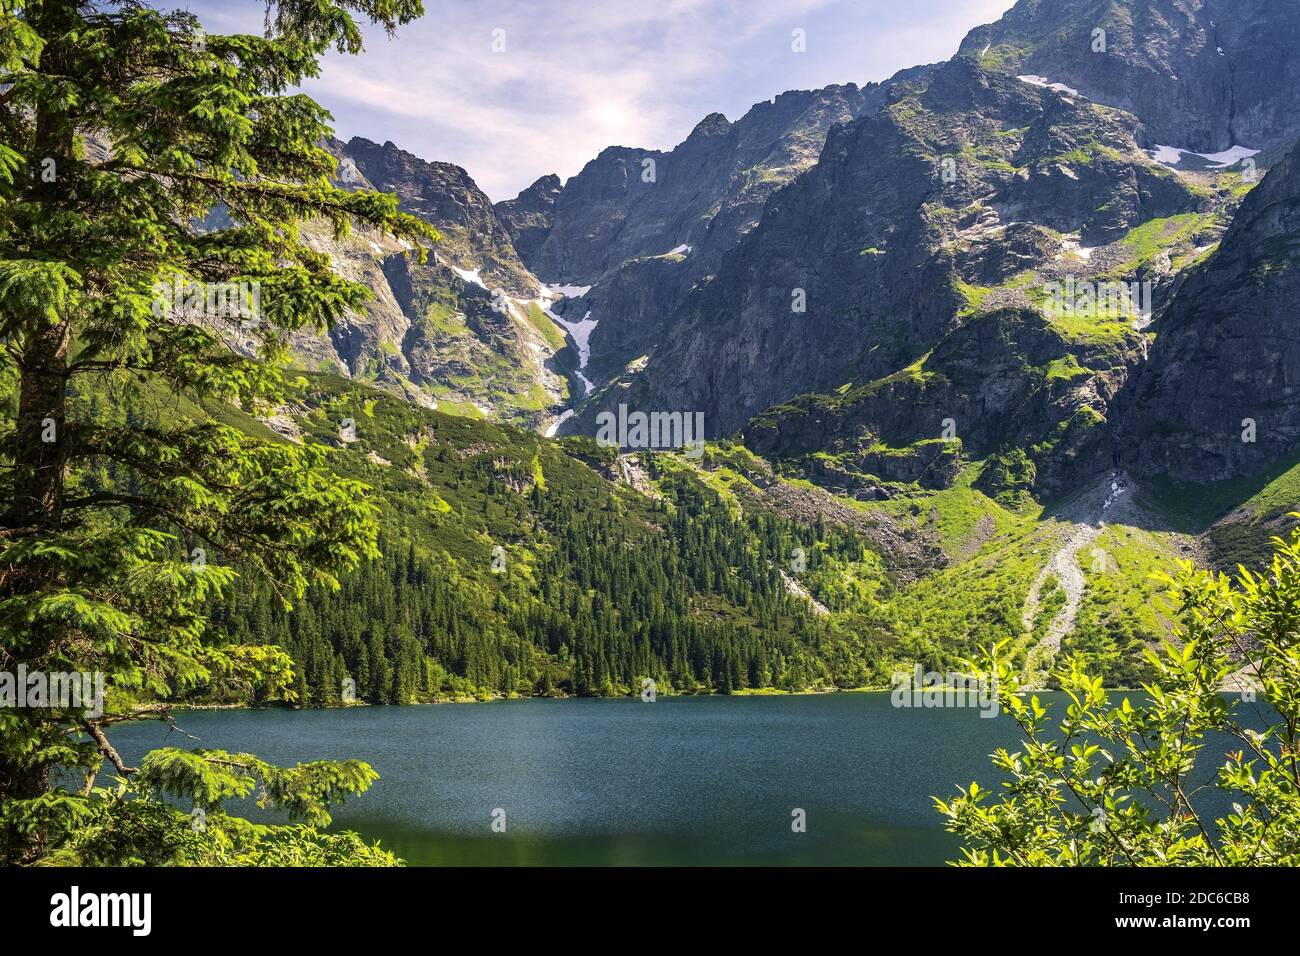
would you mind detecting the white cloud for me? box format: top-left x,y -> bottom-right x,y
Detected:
310,0 -> 836,197
184,0 -> 1017,200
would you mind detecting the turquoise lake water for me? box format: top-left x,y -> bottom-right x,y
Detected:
107,692 -> 1245,865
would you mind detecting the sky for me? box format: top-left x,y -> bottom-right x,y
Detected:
175,0 -> 1016,201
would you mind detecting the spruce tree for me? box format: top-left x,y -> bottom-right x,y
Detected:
0,0 -> 431,863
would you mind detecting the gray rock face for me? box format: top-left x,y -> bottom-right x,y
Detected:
743,308 -> 1143,496
958,0 -> 1300,154
504,80 -> 928,284
494,174 -> 561,264
283,139 -> 571,427
488,71 -> 933,436
341,136 -> 538,296
568,58 -> 1198,441
514,145 -> 666,284
1121,138 -> 1300,482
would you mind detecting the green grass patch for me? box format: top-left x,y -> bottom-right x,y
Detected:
523,301 -> 568,352
1105,213 -> 1215,276
1043,354 -> 1092,381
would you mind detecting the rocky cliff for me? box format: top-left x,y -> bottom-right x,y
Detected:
1121,137 -> 1300,482
497,82 -> 882,284
494,173 -> 562,264
957,0 -> 1300,155
286,138 -> 572,428
567,57 -> 1202,446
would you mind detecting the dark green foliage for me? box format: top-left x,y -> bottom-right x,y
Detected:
208,374 -> 896,700
978,449 -> 1037,506
0,0 -> 427,865
940,526 -> 1300,866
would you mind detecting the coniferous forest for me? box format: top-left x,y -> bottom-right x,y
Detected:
206,381 -> 894,705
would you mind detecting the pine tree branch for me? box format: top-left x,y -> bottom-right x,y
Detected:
82,719 -> 138,776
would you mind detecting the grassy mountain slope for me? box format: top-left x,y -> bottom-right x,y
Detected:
100,362 -> 1283,704
202,373 -> 913,702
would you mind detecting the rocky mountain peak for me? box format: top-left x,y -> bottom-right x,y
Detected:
494,174 -> 564,263
565,51 -> 1203,465
307,0 -> 1300,511
687,112 -> 732,140
530,173 -> 562,193
345,136 -> 490,228
958,0 -> 1300,154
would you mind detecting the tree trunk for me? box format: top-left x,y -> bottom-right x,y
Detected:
10,320 -> 69,529
0,749 -> 52,864
9,1 -> 74,531
0,0 -> 77,863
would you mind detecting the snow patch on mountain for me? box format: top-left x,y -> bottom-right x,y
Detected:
544,409 -> 574,438
1059,235 -> 1096,261
1148,144 -> 1260,169
538,285 -> 599,397
544,283 -> 592,299
448,264 -> 486,288
549,309 -> 597,395
1017,75 -> 1082,98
